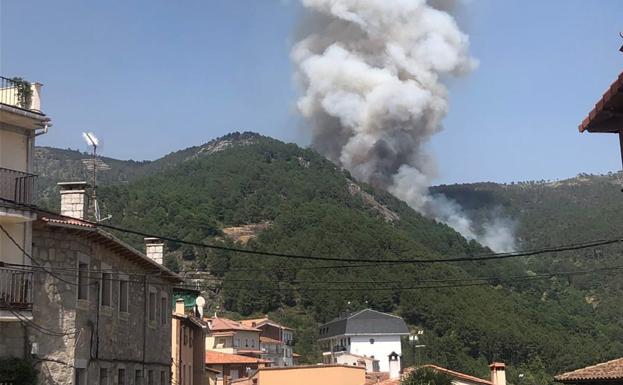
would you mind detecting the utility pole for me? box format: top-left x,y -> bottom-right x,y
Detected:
409,330 -> 425,367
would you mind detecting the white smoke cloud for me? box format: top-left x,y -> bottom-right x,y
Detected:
293,0 -> 516,252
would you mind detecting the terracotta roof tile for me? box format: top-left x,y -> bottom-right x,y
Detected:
376,365 -> 492,385
205,351 -> 272,365
555,357 -> 623,382
208,317 -> 261,332
579,71 -> 623,133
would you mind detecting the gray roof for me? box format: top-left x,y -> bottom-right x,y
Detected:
318,309 -> 409,340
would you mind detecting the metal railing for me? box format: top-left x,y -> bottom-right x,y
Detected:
0,167 -> 37,205
0,76 -> 33,109
0,266 -> 33,310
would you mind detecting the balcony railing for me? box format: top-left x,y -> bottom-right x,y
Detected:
0,266 -> 33,310
0,167 -> 37,205
0,76 -> 35,110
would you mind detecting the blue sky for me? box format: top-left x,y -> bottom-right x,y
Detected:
1,1 -> 621,184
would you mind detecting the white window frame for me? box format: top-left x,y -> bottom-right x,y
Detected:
76,254 -> 90,307
118,273 -> 129,318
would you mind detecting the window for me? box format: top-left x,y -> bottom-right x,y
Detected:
189,330 -> 193,348
101,272 -> 112,307
78,262 -> 89,300
369,338 -> 375,344
75,368 -> 86,385
348,337 -> 351,345
160,371 -> 166,385
183,327 -> 188,346
118,368 -> 126,385
149,289 -> 156,322
135,369 -> 143,385
100,368 -> 109,385
160,295 -> 168,325
181,365 -> 185,385
119,277 -> 129,313
189,365 -> 193,385
147,370 -> 154,385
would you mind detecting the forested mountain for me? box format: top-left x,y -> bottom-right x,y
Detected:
34,133 -> 623,385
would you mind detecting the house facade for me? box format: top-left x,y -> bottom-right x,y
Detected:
206,317 -> 262,357
30,201 -> 183,385
172,298 -> 208,385
318,309 -> 409,373
240,317 -> 295,367
230,364 -> 366,385
0,76 -> 49,359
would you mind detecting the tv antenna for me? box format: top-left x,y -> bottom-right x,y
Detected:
81,132 -> 111,222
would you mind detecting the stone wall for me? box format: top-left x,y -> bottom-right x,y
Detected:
31,222 -> 175,385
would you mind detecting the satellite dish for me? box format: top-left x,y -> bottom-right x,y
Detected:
195,296 -> 206,318
82,131 -> 99,147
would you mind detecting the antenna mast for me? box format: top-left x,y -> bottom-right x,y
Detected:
81,132 -> 110,222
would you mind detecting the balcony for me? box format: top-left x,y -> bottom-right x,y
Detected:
0,76 -> 41,111
0,265 -> 33,311
0,167 -> 37,205
0,76 -> 48,130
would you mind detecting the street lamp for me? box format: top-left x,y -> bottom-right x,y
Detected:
409,330 -> 425,367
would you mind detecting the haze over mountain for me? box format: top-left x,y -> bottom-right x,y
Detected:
34,132 -> 623,385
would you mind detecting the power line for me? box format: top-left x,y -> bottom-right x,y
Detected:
6,199 -> 623,266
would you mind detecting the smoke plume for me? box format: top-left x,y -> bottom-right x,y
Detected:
292,0 -> 516,252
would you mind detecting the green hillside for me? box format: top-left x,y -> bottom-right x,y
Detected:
34,133 -> 623,385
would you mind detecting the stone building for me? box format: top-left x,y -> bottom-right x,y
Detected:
26,184 -> 183,385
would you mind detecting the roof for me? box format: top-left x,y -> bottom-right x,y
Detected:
579,72 -> 623,133
319,309 -> 409,340
377,365 -> 492,385
36,215 -> 182,283
240,317 -> 294,330
555,357 -> 623,383
205,351 -> 272,365
209,317 -> 261,332
172,312 -> 208,329
260,336 -> 282,344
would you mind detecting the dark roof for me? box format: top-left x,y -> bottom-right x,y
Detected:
318,309 -> 409,340
555,357 -> 623,383
579,72 -> 623,133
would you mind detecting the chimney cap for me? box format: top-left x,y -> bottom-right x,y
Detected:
489,362 -> 505,369
176,298 -> 185,303
57,181 -> 90,190
145,237 -> 164,244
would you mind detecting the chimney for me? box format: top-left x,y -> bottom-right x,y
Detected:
145,237 -> 164,265
490,362 -> 506,385
175,298 -> 185,315
58,182 -> 89,220
388,352 -> 400,380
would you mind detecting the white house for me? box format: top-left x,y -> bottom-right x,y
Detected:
318,309 -> 409,373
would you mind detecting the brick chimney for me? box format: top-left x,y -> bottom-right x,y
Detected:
388,352 -> 401,380
144,237 -> 164,265
490,362 -> 506,385
175,298 -> 185,315
58,182 -> 89,220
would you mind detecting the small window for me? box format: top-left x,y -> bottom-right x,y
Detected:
160,295 -> 168,325
183,327 -> 188,346
189,365 -> 193,385
160,371 -> 166,385
348,337 -> 351,345
190,330 -> 193,348
149,290 -> 156,322
119,278 -> 129,313
78,262 -> 89,300
148,370 -> 154,385
135,369 -> 143,385
118,368 -> 126,385
101,272 -> 112,307
369,338 -> 375,344
100,368 -> 109,385
181,364 -> 185,385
